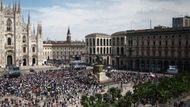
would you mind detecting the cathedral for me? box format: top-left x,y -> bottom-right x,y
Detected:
0,1 -> 43,68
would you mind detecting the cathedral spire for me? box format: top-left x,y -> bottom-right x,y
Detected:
28,11 -> 30,25
0,0 -> 3,11
17,0 -> 20,13
33,25 -> 35,35
13,0 -> 16,13
67,26 -> 71,36
16,0 -> 20,13
66,26 -> 71,42
37,23 -> 42,36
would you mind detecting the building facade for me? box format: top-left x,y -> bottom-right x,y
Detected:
112,27 -> 190,72
43,28 -> 86,62
173,16 -> 190,28
85,33 -> 112,65
111,31 -> 127,69
0,1 -> 43,68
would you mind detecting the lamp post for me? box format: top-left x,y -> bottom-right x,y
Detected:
116,56 -> 119,70
128,48 -> 133,70
106,65 -> 112,106
107,65 -> 111,89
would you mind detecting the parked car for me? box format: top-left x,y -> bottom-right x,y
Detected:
167,65 -> 178,74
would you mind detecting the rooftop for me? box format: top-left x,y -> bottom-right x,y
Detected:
43,40 -> 85,44
112,26 -> 190,36
85,33 -> 110,38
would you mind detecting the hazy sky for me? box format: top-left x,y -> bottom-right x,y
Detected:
4,0 -> 190,41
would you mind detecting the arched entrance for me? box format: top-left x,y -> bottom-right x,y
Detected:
23,59 -> 27,66
7,55 -> 12,66
32,58 -> 36,65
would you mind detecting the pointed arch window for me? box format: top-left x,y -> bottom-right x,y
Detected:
32,47 -> 36,53
23,36 -> 26,43
7,38 -> 11,45
7,18 -> 12,31
23,47 -> 26,53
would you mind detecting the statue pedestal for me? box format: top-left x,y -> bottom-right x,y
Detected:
97,72 -> 111,84
93,64 -> 112,84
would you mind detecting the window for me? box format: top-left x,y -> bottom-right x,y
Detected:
137,40 -> 139,46
7,18 -> 12,31
112,38 -> 115,46
128,48 -> 132,56
100,39 -> 102,46
153,50 -> 155,56
165,40 -> 168,46
93,38 -> 95,46
32,47 -> 35,52
147,48 -> 149,56
153,41 -> 155,46
131,40 -> 133,46
159,51 -> 162,57
93,47 -> 95,54
117,47 -> 119,55
86,39 -> 88,45
23,36 -> 26,43
23,47 -> 26,53
97,47 -> 99,54
7,38 -> 11,45
121,47 -> 124,55
165,49 -> 168,57
136,50 -> 139,56
104,47 -> 106,54
90,48 -> 92,54
97,39 -> 99,46
141,40 -> 144,46
121,37 -> 124,45
117,38 -> 119,45
147,40 -> 149,46
110,47 -> 112,54
179,41 -> 181,47
89,39 -> 92,46
186,40 -> 188,47
172,41 -> 174,46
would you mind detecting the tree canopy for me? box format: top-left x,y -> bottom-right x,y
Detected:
81,72 -> 190,107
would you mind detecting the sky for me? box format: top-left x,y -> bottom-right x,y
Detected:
3,0 -> 190,41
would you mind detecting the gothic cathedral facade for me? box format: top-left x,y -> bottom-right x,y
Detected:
0,1 -> 43,68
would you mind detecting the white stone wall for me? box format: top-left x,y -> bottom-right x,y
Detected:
0,4 -> 43,68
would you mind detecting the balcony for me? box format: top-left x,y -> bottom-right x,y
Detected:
5,44 -> 14,50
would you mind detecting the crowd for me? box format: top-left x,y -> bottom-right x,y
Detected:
0,68 -> 170,107
107,71 -> 171,85
0,69 -> 103,107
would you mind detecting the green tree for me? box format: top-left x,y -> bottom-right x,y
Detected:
109,87 -> 122,103
81,95 -> 90,107
116,98 -> 132,107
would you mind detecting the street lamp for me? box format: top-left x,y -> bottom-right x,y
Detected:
116,56 -> 119,69
106,65 -> 112,106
